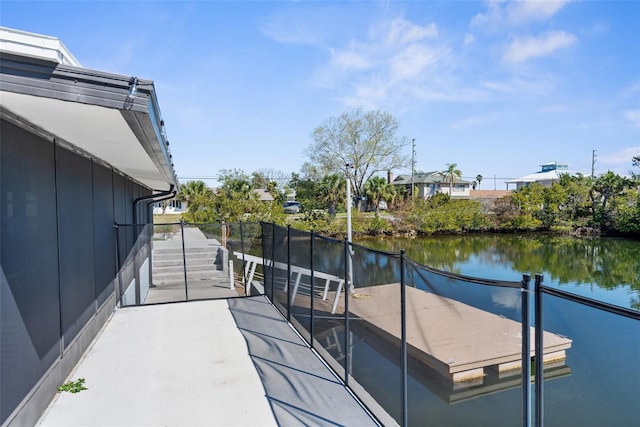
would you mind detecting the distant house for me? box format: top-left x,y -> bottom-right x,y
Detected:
505,162 -> 579,190
154,188 -> 274,214
254,188 -> 275,202
392,171 -> 472,199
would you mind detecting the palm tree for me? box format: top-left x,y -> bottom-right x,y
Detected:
444,163 -> 462,196
177,180 -> 212,205
364,176 -> 396,215
319,174 -> 345,217
476,174 -> 483,190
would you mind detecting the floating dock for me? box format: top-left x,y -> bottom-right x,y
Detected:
337,284 -> 572,385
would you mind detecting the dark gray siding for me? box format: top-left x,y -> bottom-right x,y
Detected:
55,146 -> 96,346
1,120 -> 61,423
0,118 -> 152,424
93,163 -> 115,306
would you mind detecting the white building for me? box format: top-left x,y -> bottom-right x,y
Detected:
505,162 -> 580,190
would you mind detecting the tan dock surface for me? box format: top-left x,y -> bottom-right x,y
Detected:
341,284 -> 572,382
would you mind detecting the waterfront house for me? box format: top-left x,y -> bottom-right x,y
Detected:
392,171 -> 472,199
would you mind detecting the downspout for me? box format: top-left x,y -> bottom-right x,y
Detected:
133,184 -> 176,225
131,185 -> 176,303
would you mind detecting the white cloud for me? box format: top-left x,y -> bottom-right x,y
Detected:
463,33 -> 476,47
389,44 -> 445,81
503,30 -> 577,63
331,47 -> 371,70
506,0 -> 570,24
385,19 -> 438,45
316,16 -> 456,107
472,0 -> 571,29
599,147 -> 640,164
624,109 -> 640,127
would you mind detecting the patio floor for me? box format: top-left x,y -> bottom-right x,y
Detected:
38,296 -> 380,426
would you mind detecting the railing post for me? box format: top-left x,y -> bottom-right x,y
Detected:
522,274 -> 532,427
240,222 -> 248,296
310,230 -> 315,348
344,237 -> 350,386
270,222 -> 275,300
286,225 -> 291,322
535,274 -> 544,427
134,225 -> 141,305
400,250 -> 408,427
180,221 -> 189,301
114,224 -> 123,307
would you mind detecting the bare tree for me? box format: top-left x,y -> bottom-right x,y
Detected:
306,108 -> 409,207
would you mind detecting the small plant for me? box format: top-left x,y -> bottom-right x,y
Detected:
58,378 -> 87,393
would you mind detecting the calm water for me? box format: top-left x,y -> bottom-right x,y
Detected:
356,234 -> 640,311
326,234 -> 640,426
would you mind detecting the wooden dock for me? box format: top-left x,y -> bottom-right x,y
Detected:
337,284 -> 572,385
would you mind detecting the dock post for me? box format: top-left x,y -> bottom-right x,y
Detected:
521,274 -> 531,427
400,251 -> 408,427
535,274 -> 544,427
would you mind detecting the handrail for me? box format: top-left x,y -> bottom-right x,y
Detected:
233,251 -> 345,314
541,284 -> 640,320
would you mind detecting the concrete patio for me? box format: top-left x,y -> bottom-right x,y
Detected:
37,297 -> 381,426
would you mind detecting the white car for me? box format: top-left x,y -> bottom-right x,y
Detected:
283,201 -> 301,214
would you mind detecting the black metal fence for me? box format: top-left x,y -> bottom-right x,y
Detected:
114,221 -> 640,426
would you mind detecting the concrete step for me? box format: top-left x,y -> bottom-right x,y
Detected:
153,263 -> 220,274
153,252 -> 217,263
152,269 -> 227,281
153,255 -> 217,266
153,246 -> 221,255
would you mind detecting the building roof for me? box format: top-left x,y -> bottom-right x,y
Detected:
254,188 -> 274,201
392,171 -> 472,185
0,27 -> 80,66
505,162 -> 579,184
0,27 -> 178,191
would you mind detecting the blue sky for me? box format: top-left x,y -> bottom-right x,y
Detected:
3,1 -> 639,189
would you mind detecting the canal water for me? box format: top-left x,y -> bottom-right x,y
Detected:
338,234 -> 640,426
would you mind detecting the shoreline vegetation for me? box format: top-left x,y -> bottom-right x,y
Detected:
167,160 -> 640,240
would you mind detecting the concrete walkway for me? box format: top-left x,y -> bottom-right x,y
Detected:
38,297 -> 380,426
39,300 -> 276,426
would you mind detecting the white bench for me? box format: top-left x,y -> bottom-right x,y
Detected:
233,252 -> 344,314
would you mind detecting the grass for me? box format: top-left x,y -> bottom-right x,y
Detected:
154,213 -> 183,224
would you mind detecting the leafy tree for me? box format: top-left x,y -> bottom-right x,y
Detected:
177,180 -> 213,205
632,155 -> 640,179
507,183 -> 545,230
319,174 -> 346,217
476,174 -> 483,190
363,176 -> 396,215
590,171 -> 633,228
444,163 -> 462,195
306,108 -> 409,208
288,173 -> 322,211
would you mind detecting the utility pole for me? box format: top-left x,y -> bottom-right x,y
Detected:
591,149 -> 597,178
411,139 -> 416,199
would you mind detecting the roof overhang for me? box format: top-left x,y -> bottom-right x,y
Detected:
0,51 -> 178,191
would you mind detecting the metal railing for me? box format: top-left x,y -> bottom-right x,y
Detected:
114,221 -> 640,426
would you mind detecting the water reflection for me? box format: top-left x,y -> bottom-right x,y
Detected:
358,234 -> 640,310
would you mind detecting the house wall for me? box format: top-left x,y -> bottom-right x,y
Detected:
0,119 -> 151,426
